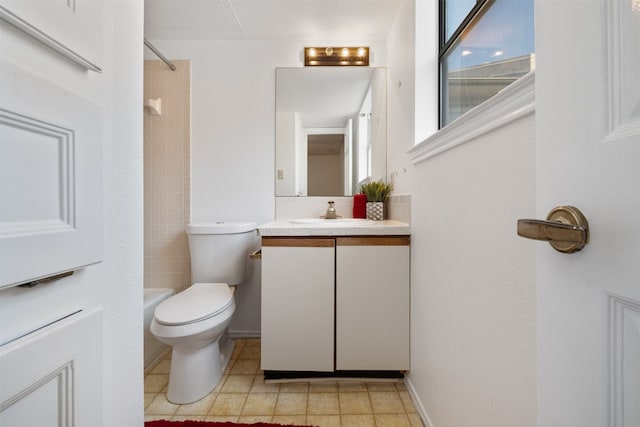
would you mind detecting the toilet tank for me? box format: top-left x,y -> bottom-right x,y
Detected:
186,222 -> 256,285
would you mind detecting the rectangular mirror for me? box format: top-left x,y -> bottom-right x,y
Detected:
275,67 -> 387,197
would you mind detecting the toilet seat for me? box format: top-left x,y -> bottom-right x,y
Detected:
154,283 -> 233,326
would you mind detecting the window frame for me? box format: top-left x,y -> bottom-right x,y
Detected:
438,0 -> 494,128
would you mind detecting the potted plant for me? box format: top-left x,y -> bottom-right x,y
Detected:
358,180 -> 392,220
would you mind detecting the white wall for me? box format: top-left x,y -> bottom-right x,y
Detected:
386,0 -> 417,194
101,0 -> 145,424
407,115 -> 537,427
386,2 -> 537,427
147,39 -> 387,335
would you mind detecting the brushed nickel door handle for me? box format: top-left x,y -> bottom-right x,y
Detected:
517,205 -> 589,253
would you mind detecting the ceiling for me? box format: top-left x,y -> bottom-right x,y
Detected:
144,0 -> 403,41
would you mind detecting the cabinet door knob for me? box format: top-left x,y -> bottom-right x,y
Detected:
517,205 -> 589,254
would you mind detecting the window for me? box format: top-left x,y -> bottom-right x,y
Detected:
440,0 -> 534,127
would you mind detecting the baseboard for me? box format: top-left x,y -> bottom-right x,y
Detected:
404,376 -> 434,427
228,330 -> 261,339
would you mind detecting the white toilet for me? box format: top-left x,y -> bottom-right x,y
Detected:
150,221 -> 256,404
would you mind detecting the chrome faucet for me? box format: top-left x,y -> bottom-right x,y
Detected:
324,200 -> 339,219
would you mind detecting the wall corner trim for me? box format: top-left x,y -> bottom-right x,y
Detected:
409,72 -> 535,164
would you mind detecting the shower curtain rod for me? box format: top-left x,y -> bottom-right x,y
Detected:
144,38 -> 176,71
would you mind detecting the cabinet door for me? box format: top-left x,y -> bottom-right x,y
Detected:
261,238 -> 335,371
336,237 -> 410,370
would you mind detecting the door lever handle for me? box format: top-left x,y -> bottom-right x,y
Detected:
517,205 -> 589,253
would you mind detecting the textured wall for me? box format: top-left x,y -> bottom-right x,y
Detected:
407,113 -> 537,427
103,0 -> 145,424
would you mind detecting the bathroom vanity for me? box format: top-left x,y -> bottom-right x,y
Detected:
258,219 -> 410,379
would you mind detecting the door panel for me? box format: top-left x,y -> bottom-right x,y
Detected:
535,0 -> 640,425
0,308 -> 103,427
0,61 -> 103,289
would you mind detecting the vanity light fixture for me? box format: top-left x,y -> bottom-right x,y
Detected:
304,46 -> 369,66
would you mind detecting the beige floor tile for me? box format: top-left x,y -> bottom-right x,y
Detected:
306,414 -> 340,427
341,414 -> 376,427
144,374 -> 169,393
307,392 -> 340,415
149,359 -> 172,375
367,382 -> 397,392
395,381 -> 408,391
144,415 -> 168,422
146,393 -> 179,415
220,375 -> 254,393
274,392 -> 308,415
251,375 -> 281,393
175,392 -> 216,415
309,381 -> 338,393
211,376 -> 227,394
208,393 -> 247,416
241,393 -> 278,416
231,345 -> 243,360
204,415 -> 239,422
238,415 -> 273,423
369,391 -> 405,414
374,413 -> 412,427
238,345 -> 261,360
244,338 -> 261,347
144,393 -> 157,408
399,390 -> 418,413
272,415 -> 307,425
279,382 -> 309,393
339,392 -> 373,415
230,359 -> 260,375
171,415 -> 205,421
408,412 -> 425,427
339,382 -> 368,392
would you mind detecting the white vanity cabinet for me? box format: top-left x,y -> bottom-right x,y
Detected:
261,235 -> 410,373
336,237 -> 410,370
261,238 -> 336,371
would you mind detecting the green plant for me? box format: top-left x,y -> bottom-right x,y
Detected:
358,180 -> 392,202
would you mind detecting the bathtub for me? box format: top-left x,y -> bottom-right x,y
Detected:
144,288 -> 175,369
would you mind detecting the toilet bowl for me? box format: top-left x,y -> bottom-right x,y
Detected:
150,283 -> 235,404
150,221 -> 256,404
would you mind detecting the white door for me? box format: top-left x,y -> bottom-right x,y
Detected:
0,1 -> 105,424
533,1 -> 640,426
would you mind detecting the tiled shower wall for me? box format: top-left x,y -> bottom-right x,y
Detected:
144,60 -> 191,292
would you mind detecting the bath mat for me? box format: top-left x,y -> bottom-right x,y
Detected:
145,420 -> 316,427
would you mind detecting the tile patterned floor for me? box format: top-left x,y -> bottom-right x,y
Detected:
144,338 -> 423,426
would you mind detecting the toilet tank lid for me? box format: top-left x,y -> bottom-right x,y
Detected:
186,222 -> 257,235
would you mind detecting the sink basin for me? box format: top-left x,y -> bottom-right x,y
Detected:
289,218 -> 373,225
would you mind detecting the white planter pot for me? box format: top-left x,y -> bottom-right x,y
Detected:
366,202 -> 384,221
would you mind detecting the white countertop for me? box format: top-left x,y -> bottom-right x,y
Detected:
258,219 -> 411,236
